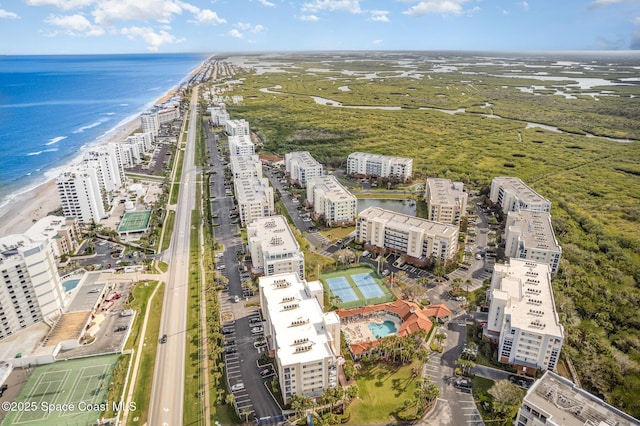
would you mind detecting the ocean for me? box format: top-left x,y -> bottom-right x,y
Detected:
0,53 -> 208,213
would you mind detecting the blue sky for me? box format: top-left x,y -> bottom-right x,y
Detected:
1,0 -> 639,54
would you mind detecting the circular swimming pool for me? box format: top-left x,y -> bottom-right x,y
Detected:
367,320 -> 398,339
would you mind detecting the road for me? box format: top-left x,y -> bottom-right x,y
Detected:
149,86 -> 199,425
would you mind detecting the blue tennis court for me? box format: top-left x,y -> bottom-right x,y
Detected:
352,273 -> 385,298
326,277 -> 358,303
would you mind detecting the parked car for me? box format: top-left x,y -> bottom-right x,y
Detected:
160,334 -> 167,344
115,325 -> 128,332
225,346 -> 237,354
251,326 -> 264,334
222,327 -> 234,335
231,383 -> 245,392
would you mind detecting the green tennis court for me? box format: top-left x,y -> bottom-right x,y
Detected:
321,266 -> 395,309
117,210 -> 152,234
3,354 -> 120,426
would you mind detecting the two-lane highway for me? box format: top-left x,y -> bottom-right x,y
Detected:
149,86 -> 199,425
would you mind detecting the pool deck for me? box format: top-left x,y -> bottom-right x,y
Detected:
342,313 -> 401,344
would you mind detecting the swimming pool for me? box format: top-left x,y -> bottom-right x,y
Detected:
62,279 -> 80,292
368,320 -> 398,339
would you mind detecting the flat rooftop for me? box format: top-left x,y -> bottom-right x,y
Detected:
234,176 -> 272,203
348,152 -> 412,164
493,176 -> 550,206
248,216 -> 300,256
525,371 -> 640,426
260,273 -> 338,366
506,210 -> 561,252
308,175 -> 357,203
286,151 -> 322,168
65,272 -> 106,313
358,206 -> 458,238
427,178 -> 466,206
491,259 -> 563,337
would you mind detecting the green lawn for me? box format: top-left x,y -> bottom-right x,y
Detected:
349,360 -> 422,425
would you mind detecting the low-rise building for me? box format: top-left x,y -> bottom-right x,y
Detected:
516,370 -> 639,426
23,216 -> 80,260
484,259 -> 563,373
228,134 -> 255,157
247,216 -> 305,279
285,151 -> 324,187
0,234 -> 65,340
306,175 -> 357,226
346,152 -> 413,181
234,176 -> 274,227
490,177 -> 551,213
504,210 -> 562,274
208,105 -> 230,126
356,207 -> 459,265
425,178 -> 468,225
259,273 -> 340,404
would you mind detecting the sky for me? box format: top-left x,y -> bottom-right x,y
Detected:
0,0 -> 639,54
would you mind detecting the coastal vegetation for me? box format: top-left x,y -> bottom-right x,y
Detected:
223,54 -> 640,416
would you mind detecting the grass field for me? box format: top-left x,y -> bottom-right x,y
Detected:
4,354 -> 119,426
349,360 -> 421,425
320,266 -> 394,309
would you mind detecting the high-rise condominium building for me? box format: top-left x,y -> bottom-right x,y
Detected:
346,152 -> 413,181
259,273 -> 340,404
228,134 -> 255,156
247,216 -> 305,279
425,178 -> 468,226
356,207 -> 459,265
234,177 -> 274,227
225,119 -> 250,136
504,210 -> 562,274
57,167 -> 106,224
285,151 -> 324,187
306,175 -> 357,226
484,259 -> 563,372
490,177 -> 551,213
0,234 -> 65,340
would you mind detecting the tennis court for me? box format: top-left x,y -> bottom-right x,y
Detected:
321,266 -> 395,309
3,354 -> 120,426
117,210 -> 152,234
352,273 -> 385,298
326,277 -> 359,303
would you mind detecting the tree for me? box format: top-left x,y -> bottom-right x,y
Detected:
488,379 -> 525,415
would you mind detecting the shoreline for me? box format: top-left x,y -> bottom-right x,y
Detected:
0,58 -> 205,237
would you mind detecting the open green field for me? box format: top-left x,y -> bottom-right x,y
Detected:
349,360 -> 422,424
223,53 -> 640,416
4,354 -> 120,426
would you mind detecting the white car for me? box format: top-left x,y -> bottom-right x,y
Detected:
231,383 -> 245,392
251,326 -> 264,334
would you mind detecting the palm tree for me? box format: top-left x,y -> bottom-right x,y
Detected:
240,407 -> 252,422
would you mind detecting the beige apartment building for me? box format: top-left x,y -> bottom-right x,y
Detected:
425,178 -> 468,226
247,216 -> 305,279
306,175 -> 357,226
356,206 -> 459,265
504,210 -> 562,274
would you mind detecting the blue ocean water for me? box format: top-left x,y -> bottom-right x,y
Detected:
0,53 -> 207,211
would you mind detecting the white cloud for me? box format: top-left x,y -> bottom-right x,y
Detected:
518,1 -> 529,11
120,25 -> 180,51
299,14 -> 319,21
26,0 -> 96,10
252,24 -> 265,33
92,0 -> 183,25
256,0 -> 275,6
191,9 -> 226,25
302,0 -> 362,14
236,22 -> 252,30
403,0 -> 472,16
589,0 -> 624,8
45,13 -> 104,36
228,29 -> 243,38
372,39 -> 382,45
369,10 -> 389,22
0,8 -> 19,19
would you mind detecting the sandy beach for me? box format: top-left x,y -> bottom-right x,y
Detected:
0,118 -> 141,236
